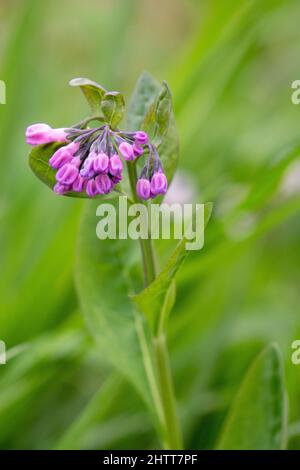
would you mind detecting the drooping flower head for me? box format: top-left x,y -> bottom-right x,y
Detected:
26,100 -> 168,199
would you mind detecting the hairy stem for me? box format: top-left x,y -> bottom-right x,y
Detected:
126,161 -> 183,449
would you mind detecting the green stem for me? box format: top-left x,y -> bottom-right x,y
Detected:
126,161 -> 183,449
126,162 -> 156,285
154,334 -> 183,449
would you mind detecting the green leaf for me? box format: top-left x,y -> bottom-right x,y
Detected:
158,112 -> 179,184
127,71 -> 179,183
132,203 -> 213,332
75,200 -> 157,410
69,77 -> 106,114
127,71 -> 161,131
142,81 -> 172,145
29,142 -> 63,189
101,91 -> 125,128
217,344 -> 287,450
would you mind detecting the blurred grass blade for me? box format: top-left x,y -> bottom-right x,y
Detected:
217,344 -> 287,450
56,375 -> 121,449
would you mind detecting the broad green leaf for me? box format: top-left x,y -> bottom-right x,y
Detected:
142,81 -> 172,145
127,72 -> 179,184
75,200 -> 158,412
101,91 -> 125,128
132,203 -> 213,332
69,77 -> 106,114
127,71 -> 161,131
29,142 -> 61,190
217,344 -> 287,450
28,143 -> 119,199
158,112 -> 179,184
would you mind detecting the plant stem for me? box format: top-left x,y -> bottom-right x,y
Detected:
126,161 -> 183,449
154,334 -> 183,449
126,162 -> 156,285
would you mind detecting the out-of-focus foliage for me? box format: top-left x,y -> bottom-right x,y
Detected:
1,0 -> 300,449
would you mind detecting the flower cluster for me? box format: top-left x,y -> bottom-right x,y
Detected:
26,123 -> 168,199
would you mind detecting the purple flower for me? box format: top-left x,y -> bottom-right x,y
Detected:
134,131 -> 148,145
133,143 -> 144,157
93,152 -> 109,174
72,174 -> 87,192
109,154 -> 123,176
119,142 -> 134,161
27,116 -> 166,199
150,171 -> 168,196
95,174 -> 112,194
111,174 -> 122,184
49,142 -> 79,169
80,157 -> 95,178
53,182 -> 71,195
26,123 -> 68,146
56,163 -> 79,185
86,179 -> 99,198
136,178 -> 151,200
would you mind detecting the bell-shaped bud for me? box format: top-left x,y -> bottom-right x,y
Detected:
53,182 -> 70,195
134,131 -> 148,145
72,174 -> 87,192
150,171 -> 168,196
95,174 -> 112,194
86,179 -> 99,197
109,154 -> 123,176
26,123 -> 68,146
93,152 -> 109,174
49,142 -> 79,169
80,157 -> 94,178
136,178 -> 151,200
56,163 -> 79,185
133,144 -> 144,158
119,142 -> 134,161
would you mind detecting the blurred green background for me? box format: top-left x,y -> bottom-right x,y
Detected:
1,0 -> 300,449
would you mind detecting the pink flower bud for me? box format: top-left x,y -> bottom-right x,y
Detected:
80,157 -> 94,178
53,182 -> 71,195
150,171 -> 168,196
134,131 -> 148,145
136,178 -> 151,200
93,153 -> 109,174
95,174 -> 112,194
86,179 -> 99,198
72,174 -> 87,192
49,142 -> 79,169
56,163 -> 79,185
26,123 -> 68,146
119,142 -> 134,161
109,154 -> 123,176
133,144 -> 144,158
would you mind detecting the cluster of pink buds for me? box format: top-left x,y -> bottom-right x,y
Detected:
136,145 -> 168,200
26,123 -> 168,199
